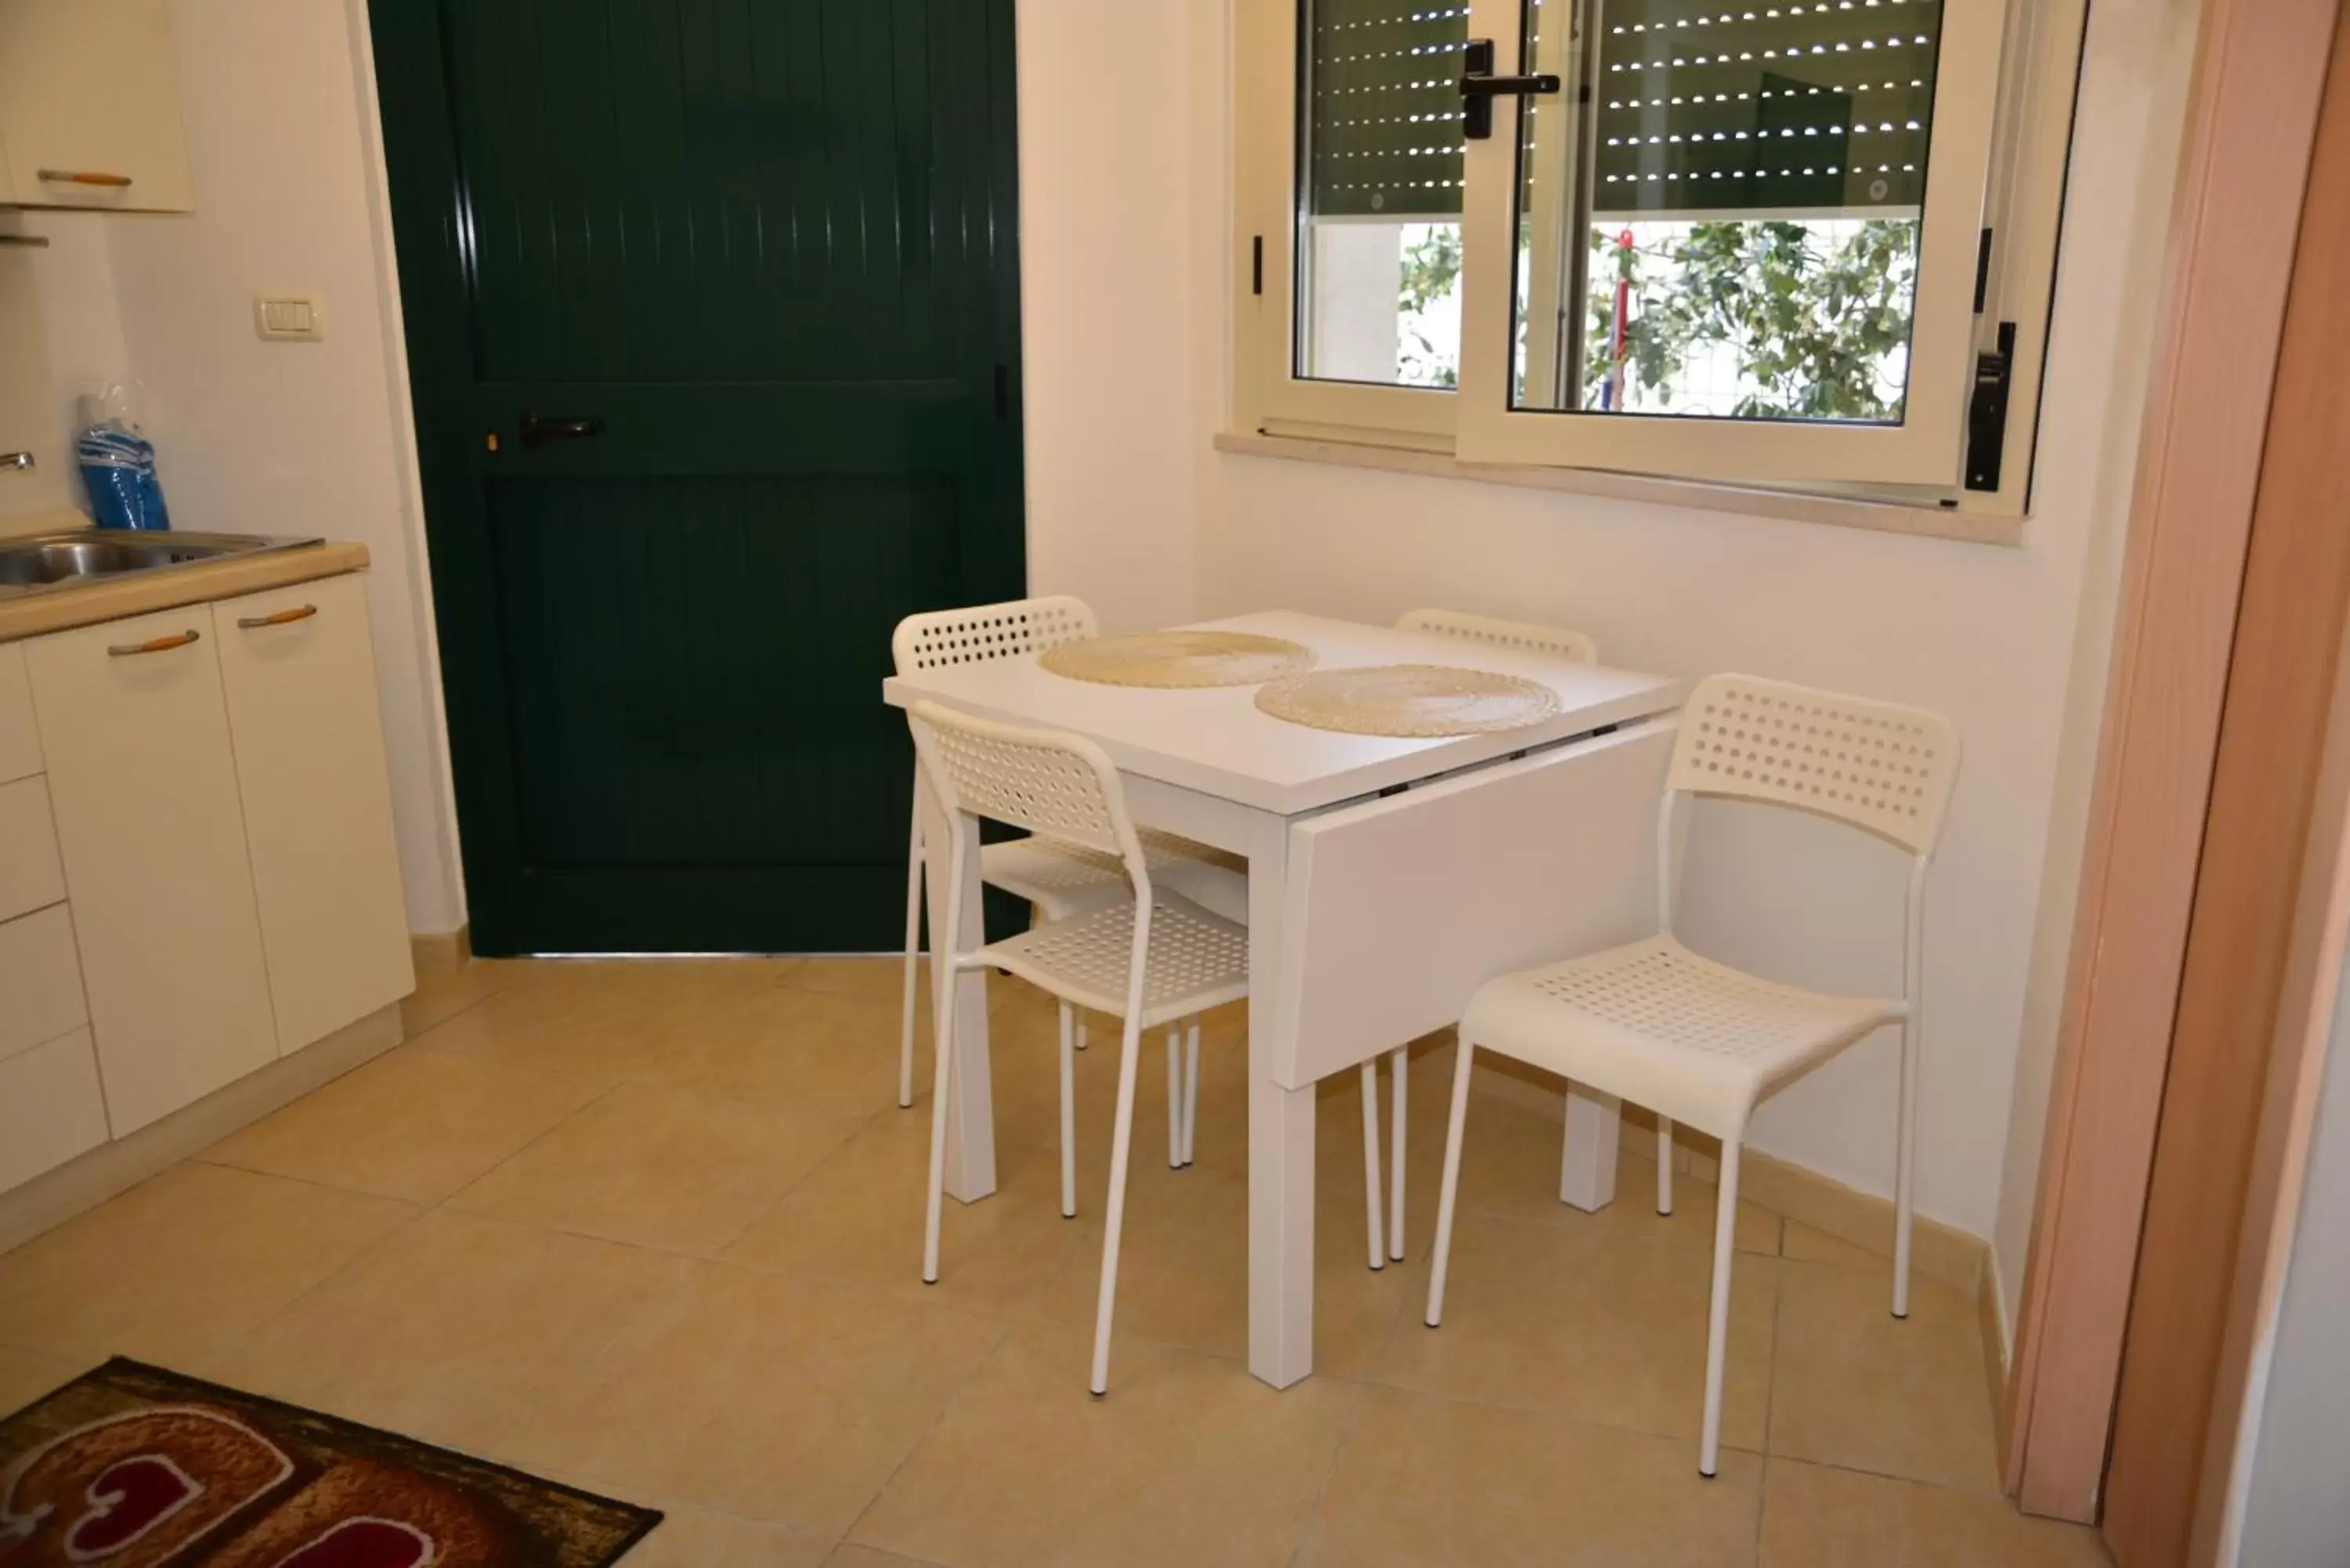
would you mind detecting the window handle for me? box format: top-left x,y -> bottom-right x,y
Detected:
1459,39 -> 1560,140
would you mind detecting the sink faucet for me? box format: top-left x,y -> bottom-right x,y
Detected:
0,452 -> 31,471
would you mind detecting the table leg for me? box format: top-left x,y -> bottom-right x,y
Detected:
1246,811 -> 1315,1389
924,782 -> 996,1203
1558,1084 -> 1622,1212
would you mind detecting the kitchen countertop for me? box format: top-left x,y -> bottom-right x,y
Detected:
0,535 -> 373,643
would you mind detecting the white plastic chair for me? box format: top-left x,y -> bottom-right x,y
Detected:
906,700 -> 1250,1393
1423,674 -> 1959,1477
893,599 -> 1246,1111
1358,610 -> 1602,1270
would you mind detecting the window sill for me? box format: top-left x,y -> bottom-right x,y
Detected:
1212,430 -> 2028,548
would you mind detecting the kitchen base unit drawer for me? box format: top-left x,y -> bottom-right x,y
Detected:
0,775 -> 67,923
0,901 -> 85,1062
0,643 -> 38,784
0,1029 -> 110,1192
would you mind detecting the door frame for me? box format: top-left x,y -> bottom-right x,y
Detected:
363,0 -> 1028,955
2000,0 -> 2346,1534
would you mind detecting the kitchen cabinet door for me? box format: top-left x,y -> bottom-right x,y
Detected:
0,0 -> 194,213
24,606 -> 274,1134
215,574 -> 413,1053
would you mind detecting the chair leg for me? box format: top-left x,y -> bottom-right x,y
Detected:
920,952 -> 962,1287
1090,1014 -> 1146,1394
1058,1003 -> 1077,1219
1698,1137 -> 1743,1478
1359,1060 -> 1386,1273
1389,1045 -> 1408,1262
1425,1037 -> 1478,1325
1181,1021 -> 1201,1166
1076,1014 -> 1090,1051
1658,1115 -> 1676,1216
898,793 -> 924,1110
1894,1017 -> 1918,1320
1167,1031 -> 1184,1169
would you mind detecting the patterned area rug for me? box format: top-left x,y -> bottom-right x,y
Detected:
0,1358 -> 658,1566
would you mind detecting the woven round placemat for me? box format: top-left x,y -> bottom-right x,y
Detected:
1039,630 -> 1316,688
1255,663 -> 1562,736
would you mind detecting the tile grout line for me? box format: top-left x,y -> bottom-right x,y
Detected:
830,1317 -> 1021,1562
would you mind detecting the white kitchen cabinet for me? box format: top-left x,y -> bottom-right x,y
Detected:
25,605 -> 276,1135
0,642 -> 40,783
214,576 -> 414,1055
0,774 -> 65,922
0,1029 -> 110,1190
0,0 -> 194,212
0,902 -> 85,1064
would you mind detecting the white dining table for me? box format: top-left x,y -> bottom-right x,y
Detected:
883,610 -> 1685,1388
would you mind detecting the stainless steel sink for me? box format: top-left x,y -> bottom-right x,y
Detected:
0,529 -> 326,598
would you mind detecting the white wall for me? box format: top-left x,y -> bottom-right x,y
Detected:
1014,2 -> 1201,634
9,0 -> 466,935
1159,0 -> 2187,1241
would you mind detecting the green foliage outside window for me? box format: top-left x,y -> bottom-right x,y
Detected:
1584,219 -> 1919,420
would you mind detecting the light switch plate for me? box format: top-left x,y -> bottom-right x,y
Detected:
253,293 -> 324,341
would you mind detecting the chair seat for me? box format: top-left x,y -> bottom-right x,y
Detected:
1459,935 -> 1904,1140
976,891 -> 1249,1031
982,832 -> 1249,925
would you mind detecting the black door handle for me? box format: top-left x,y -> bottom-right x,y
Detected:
519,411 -> 605,448
1459,39 -> 1561,140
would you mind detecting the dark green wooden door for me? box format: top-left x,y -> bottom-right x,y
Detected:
371,0 -> 1024,955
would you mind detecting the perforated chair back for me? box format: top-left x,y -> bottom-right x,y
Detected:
1397,609 -> 1600,665
892,595 -> 1095,677
1668,674 -> 1959,857
906,700 -> 1144,874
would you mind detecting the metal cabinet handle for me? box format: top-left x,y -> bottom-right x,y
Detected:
236,604 -> 318,629
107,628 -> 201,657
37,168 -> 133,187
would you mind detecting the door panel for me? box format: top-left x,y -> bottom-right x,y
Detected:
371,0 -> 1023,953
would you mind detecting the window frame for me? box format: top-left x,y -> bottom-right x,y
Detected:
1232,0 -> 2089,520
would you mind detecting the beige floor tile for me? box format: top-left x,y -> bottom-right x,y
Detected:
449,1083 -> 864,1256
0,1343 -> 89,1414
204,1209 -> 700,1456
849,1323 -> 1362,1568
1405,1074 -> 1780,1257
621,1507 -> 833,1568
0,1163 -> 415,1367
1037,1162 -> 1418,1382
1372,1205 -> 1776,1451
1298,1385 -> 1762,1567
400,957 -> 529,1035
409,959 -> 785,1089
825,1548 -> 942,1568
1759,1458 -> 2111,1566
501,1263 -> 1003,1536
1769,1259 -> 1999,1491
1782,1219 -> 1890,1270
204,1046 -> 605,1203
724,1111 -> 1094,1322
645,985 -> 915,1120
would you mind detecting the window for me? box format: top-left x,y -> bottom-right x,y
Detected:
1237,0 -> 2084,508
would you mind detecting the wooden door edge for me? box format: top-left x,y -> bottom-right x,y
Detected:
2000,0 -> 2344,1521
2182,575 -> 2350,1559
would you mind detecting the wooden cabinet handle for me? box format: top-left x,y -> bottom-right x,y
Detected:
107,629 -> 201,657
37,168 -> 133,187
236,604 -> 318,630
